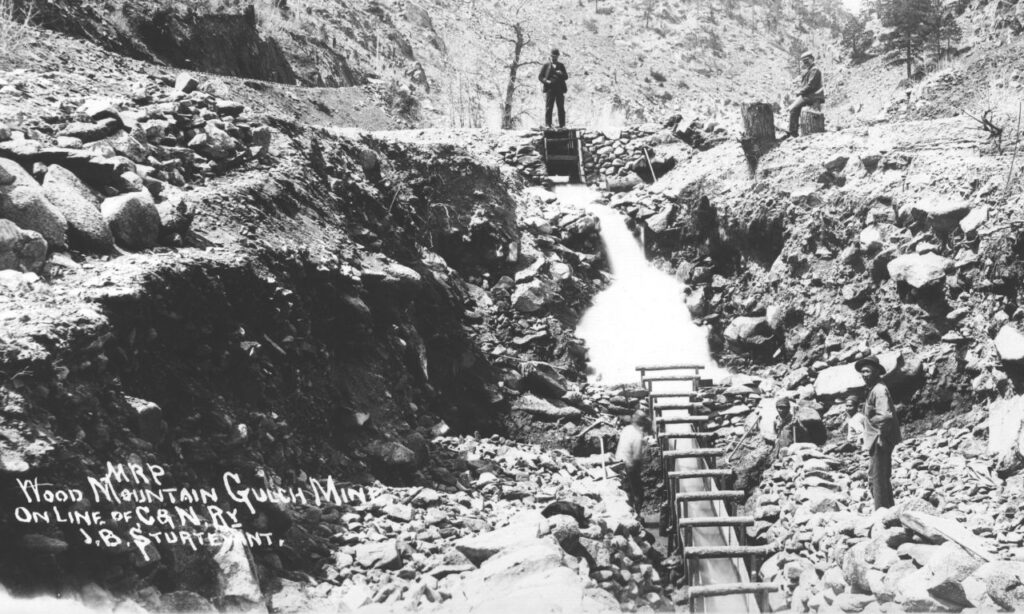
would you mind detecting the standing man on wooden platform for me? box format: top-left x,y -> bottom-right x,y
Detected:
856,356 -> 902,509
787,51 -> 824,138
539,48 -> 568,129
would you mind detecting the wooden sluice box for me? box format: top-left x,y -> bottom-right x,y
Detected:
541,128 -> 584,183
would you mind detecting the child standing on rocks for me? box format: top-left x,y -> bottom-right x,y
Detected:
845,392 -> 866,445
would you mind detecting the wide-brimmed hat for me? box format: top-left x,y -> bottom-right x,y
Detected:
854,356 -> 886,375
551,48 -> 561,56
800,51 -> 814,60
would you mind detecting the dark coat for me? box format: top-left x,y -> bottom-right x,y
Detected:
539,61 -> 568,94
862,382 -> 902,452
798,66 -> 824,102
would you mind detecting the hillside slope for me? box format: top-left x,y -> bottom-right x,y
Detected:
22,0 -> 849,129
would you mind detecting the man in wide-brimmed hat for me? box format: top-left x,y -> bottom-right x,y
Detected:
856,356 -> 902,509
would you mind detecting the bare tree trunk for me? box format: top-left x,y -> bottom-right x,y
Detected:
739,101 -> 777,170
501,23 -> 525,130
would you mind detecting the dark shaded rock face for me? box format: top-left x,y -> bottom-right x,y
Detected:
129,7 -> 297,84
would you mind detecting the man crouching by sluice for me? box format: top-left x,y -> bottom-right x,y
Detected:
616,410 -> 649,514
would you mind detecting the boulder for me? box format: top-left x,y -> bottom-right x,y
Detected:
988,395 -> 1024,458
512,394 -> 581,420
189,124 -> 241,161
605,174 -> 642,192
724,316 -> 773,347
899,510 -> 995,562
923,541 -> 985,606
859,224 -> 885,253
354,539 -> 402,570
814,351 -> 902,397
126,396 -> 165,444
523,361 -> 568,399
887,252 -> 952,289
0,140 -> 134,186
963,561 -> 1024,611
0,157 -> 68,249
0,219 -> 47,273
645,203 -> 677,234
41,165 -> 114,253
101,191 -> 160,250
76,98 -> 121,123
896,568 -> 962,612
907,194 -> 972,233
842,541 -> 873,594
995,325 -> 1024,363
174,73 -> 199,94
455,521 -> 541,566
366,441 -> 418,471
544,514 -> 579,549
452,539 -> 589,612
511,278 -> 556,313
59,121 -> 114,143
155,194 -> 196,240
360,254 -> 423,303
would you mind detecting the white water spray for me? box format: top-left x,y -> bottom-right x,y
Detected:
565,185 -> 718,384
558,184 -> 755,613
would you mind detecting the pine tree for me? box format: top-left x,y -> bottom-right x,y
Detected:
933,5 -> 962,63
874,0 -> 937,79
840,12 -> 874,64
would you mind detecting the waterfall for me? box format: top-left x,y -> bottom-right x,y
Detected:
557,185 -> 756,613
562,185 -> 718,385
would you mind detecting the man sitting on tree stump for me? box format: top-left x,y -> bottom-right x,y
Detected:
787,51 -> 824,138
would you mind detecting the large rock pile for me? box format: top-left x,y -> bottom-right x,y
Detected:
0,71 -> 273,268
746,417 -> 1024,613
261,435 -> 666,613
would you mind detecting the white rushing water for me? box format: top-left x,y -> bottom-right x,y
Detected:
566,185 -> 718,385
558,185 -> 756,613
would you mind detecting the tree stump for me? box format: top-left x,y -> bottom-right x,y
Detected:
800,103 -> 825,136
739,101 -> 777,170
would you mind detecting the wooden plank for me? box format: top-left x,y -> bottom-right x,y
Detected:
684,544 -> 778,559
682,582 -> 779,600
658,432 -> 714,440
641,374 -> 702,382
667,468 -> 733,479
635,364 -> 705,372
651,403 -> 707,411
662,447 -> 723,458
678,516 -> 755,528
655,415 -> 712,423
675,490 -> 745,502
655,415 -> 710,424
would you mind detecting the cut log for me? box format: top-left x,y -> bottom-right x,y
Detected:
800,104 -> 825,135
739,101 -> 777,167
741,102 -> 776,143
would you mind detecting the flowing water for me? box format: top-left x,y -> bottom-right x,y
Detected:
559,185 -> 757,613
